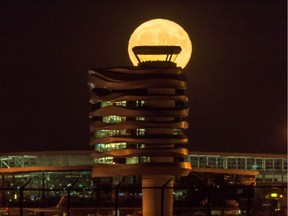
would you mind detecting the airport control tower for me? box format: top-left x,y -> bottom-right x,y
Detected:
87,19 -> 192,216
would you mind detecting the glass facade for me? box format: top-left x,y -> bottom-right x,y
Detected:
188,153 -> 287,183
0,151 -> 286,215
0,151 -> 286,184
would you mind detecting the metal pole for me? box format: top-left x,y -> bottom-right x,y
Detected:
207,185 -> 211,216
115,177 -> 125,216
161,178 -> 173,216
20,178 -> 32,216
247,180 -> 255,216
1,174 -> 5,207
67,178 -> 78,216
42,171 -> 45,201
247,186 -> 250,216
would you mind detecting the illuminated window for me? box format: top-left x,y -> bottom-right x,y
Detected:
256,158 -> 263,169
96,143 -> 126,152
136,100 -> 146,107
136,129 -> 145,135
115,101 -> 127,107
173,129 -> 183,135
95,129 -> 126,138
126,157 -> 150,164
94,157 -> 114,164
103,116 -> 126,123
139,157 -> 150,163
101,101 -> 113,107
247,158 -> 255,169
249,158 -> 263,170
96,144 -> 105,152
102,101 -> 127,107
126,157 -> 139,164
136,117 -> 145,121
138,144 -> 145,149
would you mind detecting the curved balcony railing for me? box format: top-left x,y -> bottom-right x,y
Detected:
88,66 -> 191,177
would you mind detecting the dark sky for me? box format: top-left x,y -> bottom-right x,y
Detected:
0,0 -> 286,154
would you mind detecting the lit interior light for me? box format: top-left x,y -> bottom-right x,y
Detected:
128,18 -> 192,68
271,193 -> 278,198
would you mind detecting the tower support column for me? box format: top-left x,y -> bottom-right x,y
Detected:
142,175 -> 174,216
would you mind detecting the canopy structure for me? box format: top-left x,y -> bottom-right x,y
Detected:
132,46 -> 182,67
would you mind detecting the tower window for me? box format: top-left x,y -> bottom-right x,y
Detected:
136,100 -> 146,107
95,129 -> 126,138
136,129 -> 145,136
96,143 -> 127,152
103,116 -> 126,123
94,157 -> 114,164
101,101 -> 127,107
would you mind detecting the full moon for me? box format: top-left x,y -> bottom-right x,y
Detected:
128,18 -> 192,68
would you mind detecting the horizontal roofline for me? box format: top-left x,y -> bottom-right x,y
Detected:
189,151 -> 287,158
0,150 -> 286,158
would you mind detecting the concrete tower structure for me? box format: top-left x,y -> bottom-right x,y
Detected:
87,45 -> 191,215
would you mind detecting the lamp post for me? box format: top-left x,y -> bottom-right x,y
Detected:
20,178 -> 31,216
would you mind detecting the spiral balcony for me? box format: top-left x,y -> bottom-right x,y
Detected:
87,65 -> 191,178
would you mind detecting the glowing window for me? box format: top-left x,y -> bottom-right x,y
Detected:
101,101 -> 113,107
95,129 -> 126,138
94,157 -> 114,164
96,143 -> 126,152
103,116 -> 126,123
136,101 -> 146,107
139,157 -> 150,163
136,129 -> 145,135
126,157 -> 139,164
102,101 -> 127,107
115,101 -> 127,106
173,129 -> 183,135
136,117 -> 145,121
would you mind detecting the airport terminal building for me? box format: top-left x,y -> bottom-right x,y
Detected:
0,151 -> 286,202
0,150 -> 286,185
0,150 -> 286,215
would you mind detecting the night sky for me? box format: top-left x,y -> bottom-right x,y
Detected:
0,1 -> 286,154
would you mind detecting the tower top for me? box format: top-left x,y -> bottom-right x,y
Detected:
128,18 -> 192,68
132,45 -> 182,67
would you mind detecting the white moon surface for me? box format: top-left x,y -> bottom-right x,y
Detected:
128,18 -> 192,68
